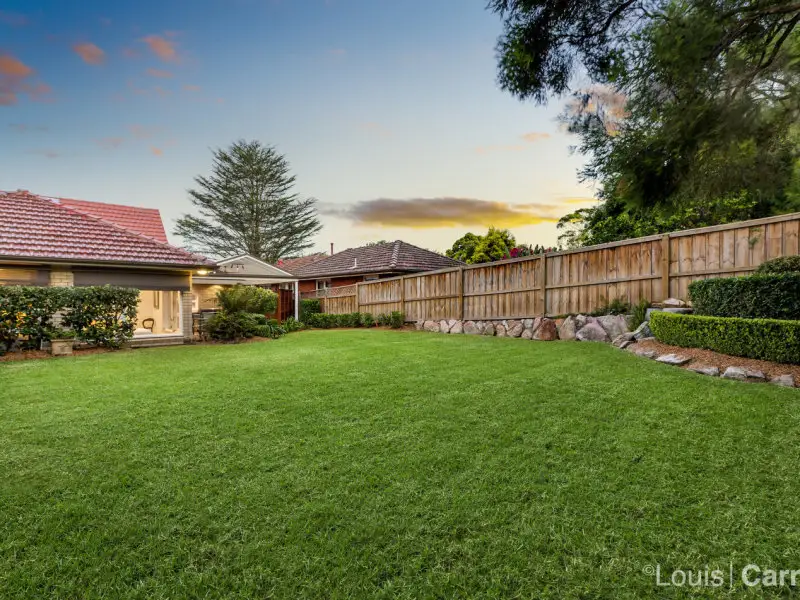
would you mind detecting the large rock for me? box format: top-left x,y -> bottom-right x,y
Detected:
558,316 -> 578,341
522,319 -> 535,329
575,314 -> 590,330
463,321 -> 480,335
612,332 -> 635,347
480,322 -> 495,336
656,353 -> 691,366
771,374 -> 796,388
663,308 -> 693,314
576,321 -> 610,343
533,318 -> 558,341
722,366 -> 747,381
495,324 -> 508,337
631,321 -> 652,340
415,321 -> 425,331
663,297 -> 687,307
744,369 -> 766,381
688,365 -> 720,377
632,348 -> 658,359
596,314 -> 630,340
521,328 -> 534,340
506,320 -> 524,338
423,320 -> 440,333
439,320 -> 451,334
449,321 -> 463,335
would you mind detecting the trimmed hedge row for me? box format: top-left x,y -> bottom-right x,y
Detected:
306,312 -> 404,329
299,299 -> 322,322
689,273 -> 800,320
650,312 -> 800,364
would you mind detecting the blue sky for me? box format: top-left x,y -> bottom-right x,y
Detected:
0,0 -> 597,254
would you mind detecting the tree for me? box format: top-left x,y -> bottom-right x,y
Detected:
174,140 -> 322,262
445,232 -> 482,262
471,227 -> 516,263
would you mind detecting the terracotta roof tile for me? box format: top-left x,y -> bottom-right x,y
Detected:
292,241 -> 462,279
56,197 -> 168,242
0,190 -> 214,267
275,253 -> 328,274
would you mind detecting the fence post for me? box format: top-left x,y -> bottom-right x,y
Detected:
541,254 -> 548,317
399,275 -> 406,316
354,282 -> 360,313
458,268 -> 465,320
661,234 -> 671,300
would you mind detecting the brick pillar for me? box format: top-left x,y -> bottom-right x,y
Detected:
181,290 -> 193,342
49,268 -> 74,287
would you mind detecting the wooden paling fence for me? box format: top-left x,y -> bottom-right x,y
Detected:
319,212 -> 800,321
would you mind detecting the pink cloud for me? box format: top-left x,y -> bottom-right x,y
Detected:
141,34 -> 179,63
521,132 -> 551,143
145,68 -> 173,78
150,146 -> 163,156
183,84 -> 201,92
0,54 -> 51,106
73,42 -> 105,65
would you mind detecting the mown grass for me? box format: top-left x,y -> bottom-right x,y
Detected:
1,330 -> 799,599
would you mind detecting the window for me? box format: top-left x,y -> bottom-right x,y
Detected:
364,275 -> 379,281
135,290 -> 182,336
316,279 -> 332,290
0,268 -> 38,286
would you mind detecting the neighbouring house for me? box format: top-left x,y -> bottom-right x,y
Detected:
193,255 -> 299,321
292,240 -> 463,294
275,252 -> 328,276
0,190 -> 214,347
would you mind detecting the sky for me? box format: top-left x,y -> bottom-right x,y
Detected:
0,0 -> 598,255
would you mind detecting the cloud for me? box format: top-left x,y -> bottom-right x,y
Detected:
521,132 -> 551,143
8,123 -> 48,132
150,146 -> 163,156
95,137 -> 124,150
73,43 -> 105,65
145,68 -> 173,78
141,34 -> 179,63
182,84 -> 201,92
122,47 -> 140,58
320,197 -> 563,229
0,11 -> 27,26
0,54 -> 51,105
129,124 -> 159,139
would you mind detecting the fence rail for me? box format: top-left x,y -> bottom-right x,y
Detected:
320,212 -> 800,320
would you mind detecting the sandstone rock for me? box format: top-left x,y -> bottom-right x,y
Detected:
722,366 -> 747,381
558,316 -> 578,341
533,318 -> 558,341
771,374 -> 796,387
522,319 -> 534,329
632,349 -> 658,359
439,320 -> 451,334
655,353 -> 691,366
415,321 -> 425,331
575,314 -> 589,330
612,332 -> 635,348
631,321 -> 652,340
506,320 -> 524,338
449,321 -> 463,335
463,321 -> 480,335
744,369 -> 765,381
618,340 -> 634,350
480,322 -> 495,336
688,365 -> 720,377
576,321 -> 610,343
423,320 -> 440,333
662,297 -> 687,307
495,324 -> 508,337
521,328 -> 534,340
448,319 -> 459,330
596,314 -> 630,340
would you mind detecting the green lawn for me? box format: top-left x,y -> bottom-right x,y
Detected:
2,330 -> 799,599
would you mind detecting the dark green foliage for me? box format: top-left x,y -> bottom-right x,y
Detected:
299,298 -> 321,322
650,312 -> 800,364
216,285 -> 278,315
589,296 -> 630,317
60,286 -> 140,349
359,312 -> 376,328
755,255 -> 800,275
207,311 -> 289,341
689,274 -> 800,321
174,140 -> 322,262
0,286 -> 69,352
388,311 -> 405,328
281,317 -> 305,332
629,299 -> 651,329
305,312 -> 403,329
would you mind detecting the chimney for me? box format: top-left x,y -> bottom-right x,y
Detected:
330,242 -> 334,256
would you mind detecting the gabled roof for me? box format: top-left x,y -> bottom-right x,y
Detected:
55,197 -> 168,242
275,252 -> 327,275
215,255 -> 296,278
0,190 -> 214,268
292,240 -> 462,279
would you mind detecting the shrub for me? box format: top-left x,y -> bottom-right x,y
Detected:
359,312 -> 376,328
590,296 -> 631,317
629,299 -> 651,329
376,313 -> 391,327
216,285 -> 278,315
0,286 -> 68,352
282,317 -> 305,332
61,286 -> 140,349
755,256 -> 800,274
306,313 -> 335,329
650,312 -> 800,364
689,273 -> 800,320
388,311 -> 405,329
299,299 -> 321,322
207,312 -> 258,341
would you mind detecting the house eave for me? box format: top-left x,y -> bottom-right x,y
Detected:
0,255 -> 214,271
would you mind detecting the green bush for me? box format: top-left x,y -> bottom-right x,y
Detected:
388,311 -> 405,328
206,311 -> 257,342
650,312 -> 800,364
359,312 -> 376,328
0,286 -> 69,352
590,296 -> 631,317
689,273 -> 800,320
282,317 -> 305,332
299,299 -> 321,322
755,255 -> 800,274
216,285 -> 278,315
61,286 -> 140,349
629,299 -> 651,329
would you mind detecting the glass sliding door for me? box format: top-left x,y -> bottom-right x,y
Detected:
135,290 -> 182,336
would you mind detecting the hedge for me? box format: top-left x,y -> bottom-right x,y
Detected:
299,298 -> 321,322
306,312 -> 404,329
650,312 -> 800,364
688,273 -> 800,320
755,255 -> 800,274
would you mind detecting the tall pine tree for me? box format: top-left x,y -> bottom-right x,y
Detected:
174,140 -> 322,262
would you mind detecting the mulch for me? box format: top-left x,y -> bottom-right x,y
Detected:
0,347 -> 115,362
631,339 -> 800,385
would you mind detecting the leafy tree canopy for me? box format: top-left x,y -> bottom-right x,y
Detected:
174,140 -> 322,262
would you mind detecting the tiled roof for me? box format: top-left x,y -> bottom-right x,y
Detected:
56,197 -> 168,242
292,240 -> 462,279
275,252 -> 328,274
0,190 -> 214,267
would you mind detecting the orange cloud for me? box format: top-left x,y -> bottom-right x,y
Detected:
150,146 -> 163,156
183,84 -> 201,92
73,43 -> 105,65
521,132 -> 550,143
0,54 -> 51,105
145,68 -> 173,78
141,34 -> 179,63
96,137 -> 123,149
320,197 -> 563,229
